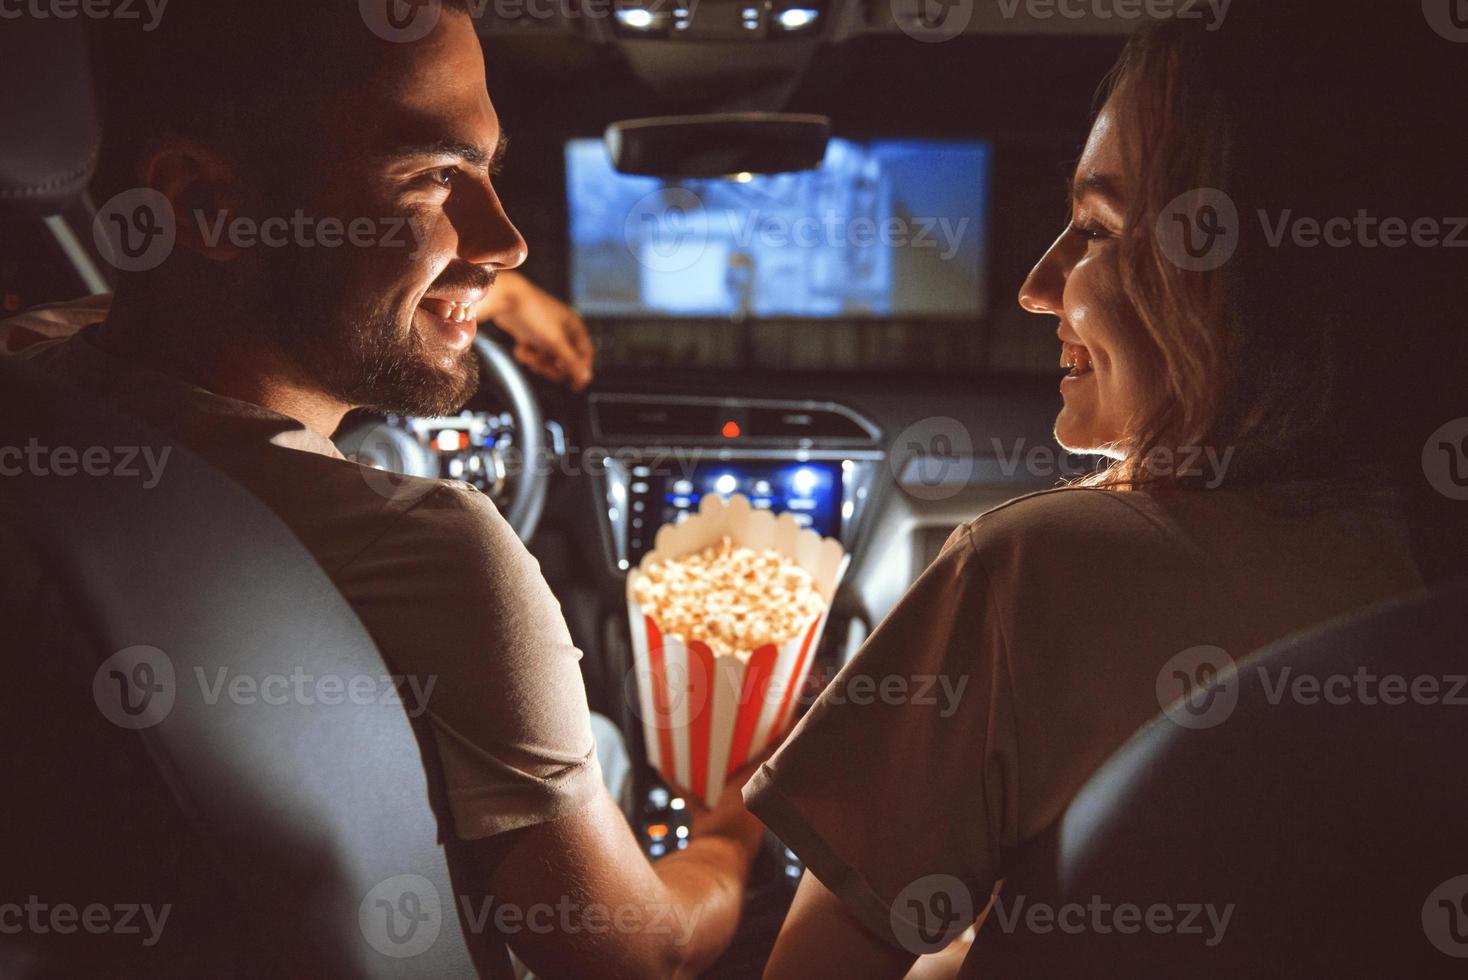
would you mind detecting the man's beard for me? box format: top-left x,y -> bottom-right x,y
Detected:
257,249 -> 483,418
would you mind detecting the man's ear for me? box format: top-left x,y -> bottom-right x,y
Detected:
139,139 -> 247,261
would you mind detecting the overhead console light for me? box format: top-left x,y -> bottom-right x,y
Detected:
773,4 -> 821,33
613,2 -> 672,36
612,0 -> 825,41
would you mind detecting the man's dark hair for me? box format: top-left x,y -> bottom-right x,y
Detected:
90,1 -> 475,198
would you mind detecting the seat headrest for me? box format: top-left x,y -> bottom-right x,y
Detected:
0,16 -> 100,217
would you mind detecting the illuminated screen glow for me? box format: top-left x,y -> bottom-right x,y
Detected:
566,138 -> 991,319
664,462 -> 841,537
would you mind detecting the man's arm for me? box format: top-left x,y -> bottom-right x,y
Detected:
485,781 -> 765,979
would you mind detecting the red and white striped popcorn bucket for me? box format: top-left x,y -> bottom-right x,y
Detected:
627,493 -> 849,806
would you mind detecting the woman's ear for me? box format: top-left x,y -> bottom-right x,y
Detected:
139,139 -> 247,262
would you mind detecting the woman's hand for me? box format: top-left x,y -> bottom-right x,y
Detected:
476,270 -> 594,392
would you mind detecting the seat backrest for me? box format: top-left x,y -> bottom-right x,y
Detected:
0,353 -> 479,978
973,583 -> 1468,978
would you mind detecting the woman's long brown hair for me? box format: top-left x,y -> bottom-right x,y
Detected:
1080,0 -> 1467,581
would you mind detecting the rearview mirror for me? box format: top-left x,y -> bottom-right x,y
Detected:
604,113 -> 832,179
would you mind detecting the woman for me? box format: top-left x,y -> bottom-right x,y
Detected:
746,2 -> 1466,976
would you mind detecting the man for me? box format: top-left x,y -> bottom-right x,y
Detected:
9,4 -> 765,977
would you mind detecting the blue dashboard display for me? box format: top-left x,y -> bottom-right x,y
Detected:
627,462 -> 843,561
566,138 -> 990,320
676,463 -> 840,534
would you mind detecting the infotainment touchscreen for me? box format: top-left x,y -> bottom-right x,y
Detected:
626,461 -> 843,561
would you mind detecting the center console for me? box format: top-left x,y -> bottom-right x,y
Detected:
587,393 -> 885,571
585,392 -> 885,910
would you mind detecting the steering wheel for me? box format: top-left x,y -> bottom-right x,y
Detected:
333,335 -> 549,542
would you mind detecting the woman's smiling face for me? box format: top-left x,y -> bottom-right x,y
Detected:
1018,99 -> 1152,458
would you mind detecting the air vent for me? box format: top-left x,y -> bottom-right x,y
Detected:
748,407 -> 869,440
592,395 -> 879,445
595,400 -> 724,439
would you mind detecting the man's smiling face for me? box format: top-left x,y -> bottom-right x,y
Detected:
258,11 -> 527,417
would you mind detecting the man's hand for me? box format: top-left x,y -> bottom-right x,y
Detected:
675,755 -> 771,846
477,271 -> 593,392
485,784 -> 766,980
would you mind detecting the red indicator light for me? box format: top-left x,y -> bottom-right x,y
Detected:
722,421 -> 741,438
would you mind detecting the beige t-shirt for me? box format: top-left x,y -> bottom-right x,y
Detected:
6,302 -> 601,842
745,486 -> 1424,947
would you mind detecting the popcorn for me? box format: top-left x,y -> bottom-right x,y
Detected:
627,493 -> 849,805
631,536 -> 828,661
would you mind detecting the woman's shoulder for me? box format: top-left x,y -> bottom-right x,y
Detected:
953,486 -> 1180,554
938,487 -> 1245,597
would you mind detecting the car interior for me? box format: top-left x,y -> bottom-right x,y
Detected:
2,3 -> 1465,978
